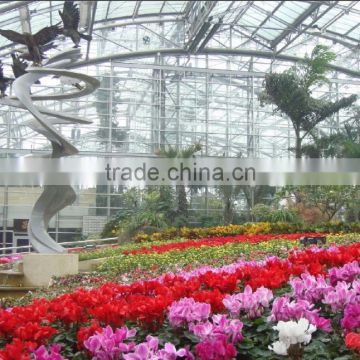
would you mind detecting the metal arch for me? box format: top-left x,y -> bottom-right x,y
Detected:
65,47 -> 360,79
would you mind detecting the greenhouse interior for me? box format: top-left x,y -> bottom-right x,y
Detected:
0,1 -> 360,359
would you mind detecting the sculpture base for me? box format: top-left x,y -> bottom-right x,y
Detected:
23,253 -> 78,287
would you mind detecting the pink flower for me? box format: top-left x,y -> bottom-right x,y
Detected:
341,304 -> 360,332
195,334 -> 237,360
223,285 -> 273,318
328,261 -> 360,286
168,298 -> 211,327
189,314 -> 244,346
123,336 -> 193,360
290,273 -> 331,303
84,325 -> 136,359
158,343 -> 192,360
323,282 -> 357,312
33,344 -> 66,360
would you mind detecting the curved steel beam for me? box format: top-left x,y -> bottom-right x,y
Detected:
65,47 -> 360,79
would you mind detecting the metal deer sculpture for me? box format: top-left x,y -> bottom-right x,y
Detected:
0,48 -> 100,253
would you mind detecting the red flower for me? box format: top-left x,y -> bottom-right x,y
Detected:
13,322 -> 57,343
192,289 -> 225,313
77,320 -> 102,350
0,338 -> 36,360
345,332 -> 360,352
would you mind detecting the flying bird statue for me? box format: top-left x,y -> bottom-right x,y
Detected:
0,62 -> 12,97
0,24 -> 62,65
11,52 -> 28,78
11,53 -> 40,84
17,42 -> 58,62
59,1 -> 92,47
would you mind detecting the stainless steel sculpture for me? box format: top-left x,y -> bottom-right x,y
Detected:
0,48 -> 100,253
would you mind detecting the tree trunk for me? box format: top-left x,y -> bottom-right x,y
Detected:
295,133 -> 302,158
223,198 -> 234,225
176,185 -> 188,218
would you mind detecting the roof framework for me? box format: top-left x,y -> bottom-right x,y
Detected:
0,1 -> 358,158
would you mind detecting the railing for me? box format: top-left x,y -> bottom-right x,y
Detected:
0,237 -> 118,258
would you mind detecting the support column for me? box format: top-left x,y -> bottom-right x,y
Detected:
247,58 -> 255,157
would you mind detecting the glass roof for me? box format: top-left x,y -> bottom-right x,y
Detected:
0,1 -> 358,58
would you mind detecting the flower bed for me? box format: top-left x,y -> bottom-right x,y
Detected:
1,242 -> 360,359
6,233 -> 359,308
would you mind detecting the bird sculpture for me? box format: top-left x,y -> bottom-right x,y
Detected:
11,53 -> 40,84
17,42 -> 58,62
59,1 -> 92,47
0,24 -> 62,65
0,62 -> 12,97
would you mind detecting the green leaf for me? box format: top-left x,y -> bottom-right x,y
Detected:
256,324 -> 270,332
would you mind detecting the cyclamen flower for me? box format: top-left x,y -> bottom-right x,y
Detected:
269,296 -> 313,322
341,304 -> 360,332
189,314 -> 244,345
345,332 -> 360,352
328,261 -> 360,286
33,344 -> 66,360
195,334 -> 237,360
352,279 -> 360,294
158,343 -> 194,360
223,285 -> 273,318
323,281 -> 357,312
84,325 -> 136,359
269,296 -> 331,332
168,298 -> 211,327
123,335 -> 193,360
290,273 -> 331,303
123,336 -> 159,360
269,318 -> 316,356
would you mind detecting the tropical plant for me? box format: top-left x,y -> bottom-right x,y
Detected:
251,203 -> 299,223
156,143 -> 202,225
278,185 -> 360,221
302,108 -> 360,158
260,45 -> 357,158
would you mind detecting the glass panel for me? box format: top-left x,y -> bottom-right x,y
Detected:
161,1 -> 187,13
106,1 -> 136,20
139,1 -> 165,15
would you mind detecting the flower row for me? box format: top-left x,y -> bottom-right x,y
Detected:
124,232 -> 323,256
131,221 -> 360,243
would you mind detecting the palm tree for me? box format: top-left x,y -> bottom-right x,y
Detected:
156,143 -> 202,225
260,45 -> 357,158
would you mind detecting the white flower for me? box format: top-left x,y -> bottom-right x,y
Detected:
269,318 -> 317,356
274,318 -> 316,345
269,341 -> 289,356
